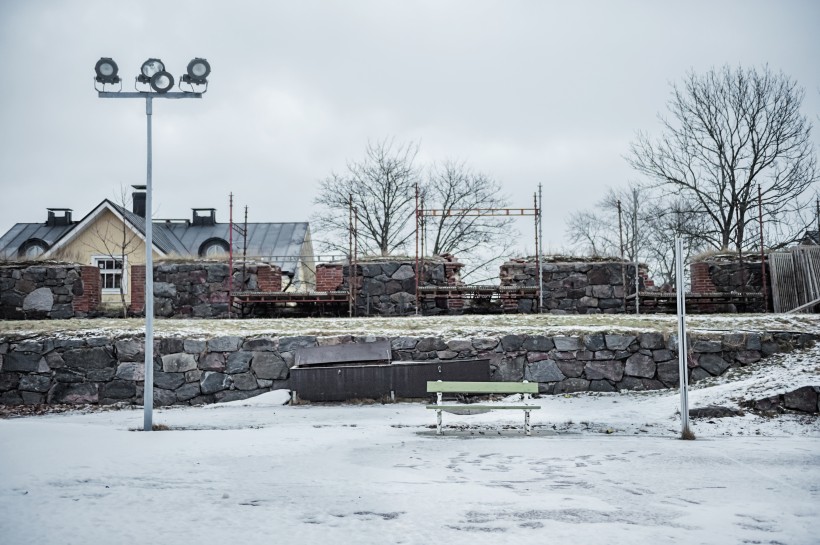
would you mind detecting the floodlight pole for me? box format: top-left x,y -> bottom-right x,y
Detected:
97,91 -> 202,431
675,237 -> 690,437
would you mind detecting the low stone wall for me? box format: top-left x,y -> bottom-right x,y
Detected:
0,263 -> 100,320
343,257 -> 463,316
690,256 -> 769,312
130,261 -> 282,318
0,329 -> 814,407
500,259 -> 642,314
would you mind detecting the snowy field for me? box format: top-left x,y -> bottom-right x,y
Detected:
1,345 -> 818,545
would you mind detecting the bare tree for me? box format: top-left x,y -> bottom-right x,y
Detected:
628,65 -> 817,252
423,160 -> 515,255
566,183 -> 706,285
313,139 -> 420,256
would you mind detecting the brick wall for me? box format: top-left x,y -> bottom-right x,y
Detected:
690,262 -> 717,293
257,265 -> 282,292
72,266 -> 101,313
129,264 -> 145,313
316,264 -> 344,291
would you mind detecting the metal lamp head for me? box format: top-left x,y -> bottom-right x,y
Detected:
94,57 -> 120,84
150,70 -> 175,93
138,58 -> 166,83
182,58 -> 211,85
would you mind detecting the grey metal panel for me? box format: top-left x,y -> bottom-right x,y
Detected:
290,364 -> 393,402
295,341 -> 391,366
290,359 -> 491,401
392,359 -> 491,397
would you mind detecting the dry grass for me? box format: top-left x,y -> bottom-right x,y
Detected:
680,426 -> 697,440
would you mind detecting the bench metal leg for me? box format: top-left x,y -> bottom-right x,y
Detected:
525,410 -> 531,436
436,409 -> 442,435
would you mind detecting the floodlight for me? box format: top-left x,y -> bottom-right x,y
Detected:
138,58 -> 166,83
182,58 -> 211,85
94,57 -> 120,84
150,70 -> 174,93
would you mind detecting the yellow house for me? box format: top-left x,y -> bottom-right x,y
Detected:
0,187 -> 316,306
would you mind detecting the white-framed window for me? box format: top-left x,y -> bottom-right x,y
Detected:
93,256 -> 127,294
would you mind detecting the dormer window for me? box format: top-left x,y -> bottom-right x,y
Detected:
18,239 -> 49,259
199,238 -> 229,257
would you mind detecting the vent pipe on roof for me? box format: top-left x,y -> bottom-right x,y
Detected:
192,208 -> 216,226
132,185 -> 147,218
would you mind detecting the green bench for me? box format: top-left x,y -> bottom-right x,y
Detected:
426,380 -> 541,436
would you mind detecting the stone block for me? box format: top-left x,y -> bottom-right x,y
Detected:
522,336 -> 554,352
242,337 -> 277,351
472,338 -> 498,351
199,352 -> 226,372
184,339 -> 207,354
3,352 -> 44,373
232,372 -> 259,391
153,388 -> 177,407
200,372 -> 230,394
62,347 -> 115,371
584,361 -> 624,382
557,361 -> 584,378
690,368 -> 712,382
735,351 -> 761,365
251,353 -> 288,380
154,372 -> 185,390
583,334 -> 606,351
500,335 -> 524,352
492,356 -> 525,381
638,333 -> 665,350
22,287 -> 54,312
436,350 -> 458,360
524,360 -> 565,382
625,353 -> 655,378
554,378 -> 589,394
176,383 -> 201,402
693,340 -> 722,353
162,353 -> 197,373
698,354 -> 730,376
0,372 -> 20,391
446,339 -> 473,352
652,349 -> 675,362
553,336 -> 580,351
103,380 -> 136,399
48,383 -> 99,404
114,339 -> 142,362
605,335 -> 636,351
416,337 -> 447,352
589,380 -> 616,393
783,387 -> 818,413
18,375 -> 51,393
391,265 -> 415,281
226,351 -> 254,374
153,282 -> 177,298
116,362 -> 145,381
208,336 -> 243,352
278,336 -> 317,353
21,392 -> 45,405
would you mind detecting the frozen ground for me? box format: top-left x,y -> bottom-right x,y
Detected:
0,312 -> 818,339
1,345 -> 818,545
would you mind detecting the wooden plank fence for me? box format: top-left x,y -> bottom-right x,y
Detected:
769,246 -> 820,313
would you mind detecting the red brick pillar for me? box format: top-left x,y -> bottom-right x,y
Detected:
316,264 -> 344,291
257,264 -> 283,292
73,265 -> 101,313
690,262 -> 716,293
129,264 -> 146,313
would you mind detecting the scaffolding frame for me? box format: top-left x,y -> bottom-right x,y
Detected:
414,184 -> 543,314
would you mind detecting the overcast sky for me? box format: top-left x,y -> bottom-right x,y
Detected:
1,0 -> 818,259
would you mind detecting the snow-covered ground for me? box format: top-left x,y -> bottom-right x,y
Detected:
1,346 -> 818,545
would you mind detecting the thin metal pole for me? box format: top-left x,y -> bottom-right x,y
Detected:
242,205 -> 248,289
632,191 -> 640,315
348,194 -> 353,318
617,199 -> 626,312
228,193 -> 233,318
538,184 -> 544,314
675,237 -> 690,437
143,96 -> 154,432
758,185 -> 767,312
415,183 -> 420,316
533,191 -> 541,314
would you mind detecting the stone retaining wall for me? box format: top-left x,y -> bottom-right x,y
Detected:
0,330 -> 814,409
0,263 -> 100,320
130,261 -> 283,318
500,259 -> 643,314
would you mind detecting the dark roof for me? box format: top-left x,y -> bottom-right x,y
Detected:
0,222 -> 74,259
803,230 -> 819,245
160,221 -> 310,274
0,201 -> 311,274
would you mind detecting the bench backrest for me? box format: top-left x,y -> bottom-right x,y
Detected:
427,381 -> 538,394
294,340 -> 391,367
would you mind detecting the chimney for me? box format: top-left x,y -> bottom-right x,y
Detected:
132,185 -> 146,217
46,208 -> 73,227
192,208 -> 216,226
